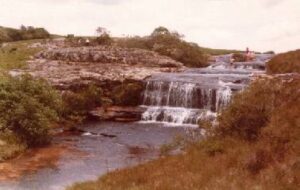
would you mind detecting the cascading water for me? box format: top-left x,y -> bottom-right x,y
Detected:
140,53 -> 273,126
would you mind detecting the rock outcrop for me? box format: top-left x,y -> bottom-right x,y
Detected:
36,46 -> 183,68
13,46 -> 184,90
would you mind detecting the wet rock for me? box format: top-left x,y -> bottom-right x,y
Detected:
89,106 -> 146,122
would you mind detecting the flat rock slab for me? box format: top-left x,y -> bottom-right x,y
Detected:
89,106 -> 147,122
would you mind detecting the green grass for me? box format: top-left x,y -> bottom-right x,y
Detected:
199,47 -> 244,55
0,39 -> 43,70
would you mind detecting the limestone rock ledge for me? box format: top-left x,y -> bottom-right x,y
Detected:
89,106 -> 146,122
11,46 -> 185,90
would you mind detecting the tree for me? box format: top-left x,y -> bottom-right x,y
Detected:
95,27 -> 112,45
20,25 -> 27,31
151,26 -> 170,36
96,27 -> 109,36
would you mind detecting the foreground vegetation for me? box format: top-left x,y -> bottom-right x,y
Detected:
267,49 -> 300,74
0,74 -> 61,160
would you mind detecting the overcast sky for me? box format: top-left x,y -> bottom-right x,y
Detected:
1,0 -> 299,52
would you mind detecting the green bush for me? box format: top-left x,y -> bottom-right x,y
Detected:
232,53 -> 247,62
0,26 -> 50,43
112,82 -> 144,106
267,49 -> 300,74
94,34 -> 113,45
116,26 -> 209,67
62,84 -> 103,119
0,75 -> 61,147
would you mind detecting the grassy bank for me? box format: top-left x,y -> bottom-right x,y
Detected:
267,49 -> 300,74
68,51 -> 300,190
0,39 -> 43,70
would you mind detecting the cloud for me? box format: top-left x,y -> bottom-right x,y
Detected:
88,0 -> 127,5
0,0 -> 299,52
262,0 -> 283,8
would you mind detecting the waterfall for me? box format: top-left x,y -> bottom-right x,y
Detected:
140,53 -> 273,126
141,80 -> 233,125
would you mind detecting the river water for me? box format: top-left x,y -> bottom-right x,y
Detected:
0,53 -> 273,190
0,122 -> 197,190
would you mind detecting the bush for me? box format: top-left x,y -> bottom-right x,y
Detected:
232,53 -> 247,62
94,34 -> 113,45
112,82 -> 144,106
267,49 -> 300,74
216,79 -> 283,141
0,75 -> 61,147
61,84 -> 103,120
116,27 -> 209,67
0,26 -> 50,43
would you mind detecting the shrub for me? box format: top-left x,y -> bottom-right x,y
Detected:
0,26 -> 50,43
61,84 -> 103,120
116,27 -> 209,67
112,82 -> 144,106
232,53 -> 247,62
267,49 -> 300,74
216,79 -> 281,140
0,75 -> 61,147
94,34 -> 113,45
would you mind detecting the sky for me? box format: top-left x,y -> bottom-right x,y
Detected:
0,0 -> 299,53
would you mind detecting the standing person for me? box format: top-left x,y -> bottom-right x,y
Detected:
246,47 -> 251,61
230,54 -> 235,67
